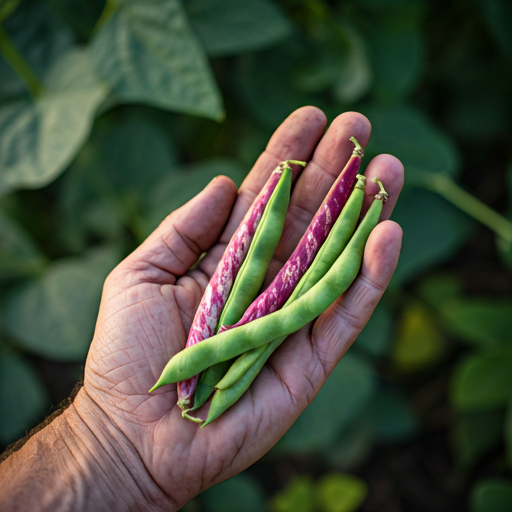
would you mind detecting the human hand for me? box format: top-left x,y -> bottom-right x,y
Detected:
76,107 -> 404,510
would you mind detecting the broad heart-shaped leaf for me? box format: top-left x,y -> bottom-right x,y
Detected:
186,0 -> 292,57
2,246 -> 120,361
0,208 -> 47,281
90,0 -> 223,120
470,479 -> 512,512
316,473 -> 368,512
451,350 -> 512,412
390,188 -> 473,286
200,473 -> 266,512
0,48 -> 107,194
451,410 -> 504,469
391,300 -> 444,371
0,2 -> 73,101
363,106 -> 460,185
277,352 -> 376,454
478,0 -> 512,60
143,157 -> 247,236
441,299 -> 512,349
0,355 -> 50,444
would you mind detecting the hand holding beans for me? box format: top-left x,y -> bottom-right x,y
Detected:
79,109 -> 403,506
151,120 -> 402,426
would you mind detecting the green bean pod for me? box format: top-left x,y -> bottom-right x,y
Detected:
216,174 -> 367,390
202,178 -> 387,426
149,179 -> 388,392
183,163 -> 294,417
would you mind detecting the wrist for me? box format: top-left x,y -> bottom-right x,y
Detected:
65,389 -> 176,511
0,388 -> 176,512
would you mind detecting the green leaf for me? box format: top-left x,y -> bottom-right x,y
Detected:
143,157 -> 247,236
368,388 -> 418,442
332,26 -> 373,104
186,0 -> 292,57
0,48 -> 107,193
317,473 -> 368,512
452,411 -> 503,469
271,476 -> 316,512
478,0 -> 512,59
91,0 -> 223,120
471,479 -> 512,512
0,355 -> 50,444
279,353 -> 375,454
363,106 -> 460,185
0,208 -> 46,280
201,473 -> 266,512
366,11 -> 424,101
391,300 -> 444,371
2,246 -> 120,361
355,301 -> 392,357
451,350 -> 512,411
0,2 -> 73,100
390,188 -> 473,286
441,299 -> 512,348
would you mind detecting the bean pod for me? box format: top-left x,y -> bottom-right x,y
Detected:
150,179 -> 388,392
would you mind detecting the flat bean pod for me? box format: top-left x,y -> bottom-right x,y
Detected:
183,163 -> 294,417
203,179 -> 388,426
150,179 -> 388,392
218,137 -> 365,334
216,174 -> 367,390
177,161 -> 302,409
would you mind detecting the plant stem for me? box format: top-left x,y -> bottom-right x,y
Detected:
422,172 -> 512,244
0,25 -> 43,98
91,0 -> 119,37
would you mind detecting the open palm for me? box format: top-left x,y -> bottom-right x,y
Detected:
82,108 -> 404,508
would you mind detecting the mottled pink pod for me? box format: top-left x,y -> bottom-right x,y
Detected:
177,165 -> 288,410
220,137 -> 364,332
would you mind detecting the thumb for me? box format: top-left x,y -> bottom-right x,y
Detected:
120,176 -> 238,284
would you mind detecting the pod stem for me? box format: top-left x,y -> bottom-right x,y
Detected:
350,136 -> 364,158
182,409 -> 204,424
355,174 -> 367,190
285,160 -> 307,167
0,25 -> 44,98
372,177 -> 389,202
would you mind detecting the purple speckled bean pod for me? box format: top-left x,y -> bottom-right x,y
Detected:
177,166 -> 286,409
219,137 -> 364,333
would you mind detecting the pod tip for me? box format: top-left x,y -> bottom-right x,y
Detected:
182,409 -> 204,424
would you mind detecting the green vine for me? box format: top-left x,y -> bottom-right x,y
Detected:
0,24 -> 44,98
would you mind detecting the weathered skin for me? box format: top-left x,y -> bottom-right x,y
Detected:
219,139 -> 364,333
177,167 -> 285,408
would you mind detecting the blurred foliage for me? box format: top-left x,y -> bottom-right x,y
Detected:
1,0 -> 512,510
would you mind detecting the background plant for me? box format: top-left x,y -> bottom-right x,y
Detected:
1,0 -> 512,510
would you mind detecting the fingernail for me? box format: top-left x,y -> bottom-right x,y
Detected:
206,176 -> 219,188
